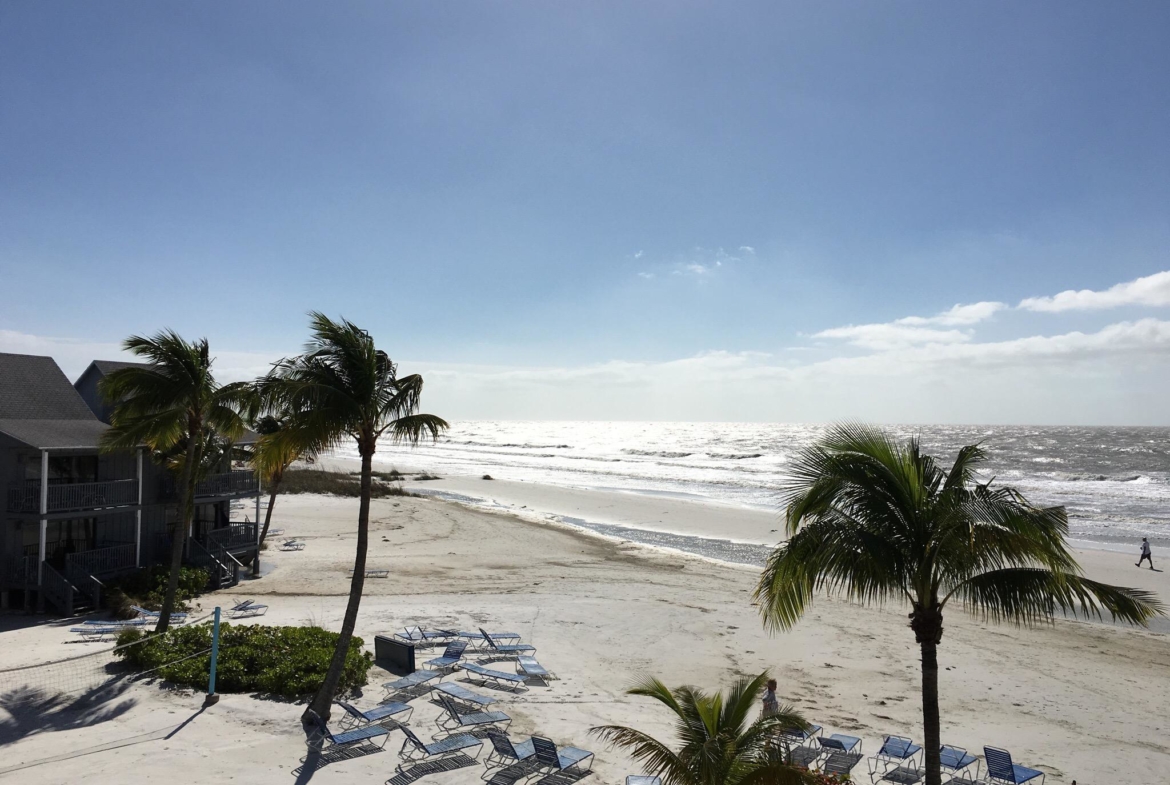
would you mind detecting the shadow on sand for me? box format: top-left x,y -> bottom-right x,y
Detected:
0,680 -> 137,746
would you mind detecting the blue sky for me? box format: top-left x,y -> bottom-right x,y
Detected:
2,2 -> 1169,423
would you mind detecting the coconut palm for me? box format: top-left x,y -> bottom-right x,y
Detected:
244,410 -> 314,575
264,312 -> 447,722
99,332 -> 252,632
591,672 -> 816,785
754,423 -> 1163,785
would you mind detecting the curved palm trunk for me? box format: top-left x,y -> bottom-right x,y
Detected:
303,450 -> 372,723
252,474 -> 282,577
157,435 -> 200,634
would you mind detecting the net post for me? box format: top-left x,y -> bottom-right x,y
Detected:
204,606 -> 221,706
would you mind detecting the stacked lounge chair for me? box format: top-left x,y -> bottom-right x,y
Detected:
459,661 -> 529,692
395,725 -> 483,773
131,605 -> 187,624
484,735 -> 594,785
477,627 -> 536,658
458,629 -> 522,648
432,682 -> 497,711
395,626 -> 457,645
383,669 -> 444,701
228,599 -> 268,618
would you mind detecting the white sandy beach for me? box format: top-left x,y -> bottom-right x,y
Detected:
1,483 -> 1168,785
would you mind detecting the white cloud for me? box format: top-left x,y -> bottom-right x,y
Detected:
814,301 -> 1005,349
1019,270 -> 1170,312
637,271 -> 655,279
0,329 -> 282,384
739,245 -> 755,255
897,301 -> 1007,326
633,250 -> 644,259
813,323 -> 973,350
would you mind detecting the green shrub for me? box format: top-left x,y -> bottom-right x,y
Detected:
104,566 -> 210,618
114,624 -> 373,699
281,468 -> 418,498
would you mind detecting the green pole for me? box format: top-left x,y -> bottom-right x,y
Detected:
204,606 -> 221,706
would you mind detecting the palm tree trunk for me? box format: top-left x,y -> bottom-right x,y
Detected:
157,435 -> 199,633
252,475 -> 281,577
303,450 -> 371,723
916,613 -> 944,785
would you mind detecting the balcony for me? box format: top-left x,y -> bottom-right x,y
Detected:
6,479 -> 140,515
206,522 -> 258,552
160,470 -> 258,501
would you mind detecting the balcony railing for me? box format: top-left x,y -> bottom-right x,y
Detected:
65,543 -> 137,578
160,470 -> 258,501
1,555 -> 36,588
6,479 -> 140,515
206,522 -> 257,552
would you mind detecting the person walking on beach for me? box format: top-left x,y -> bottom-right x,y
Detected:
1137,538 -> 1154,569
762,678 -> 779,716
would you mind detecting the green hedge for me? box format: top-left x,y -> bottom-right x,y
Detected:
105,566 -> 210,618
115,624 -> 373,699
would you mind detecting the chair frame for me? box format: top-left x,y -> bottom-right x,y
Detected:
397,724 -> 483,769
983,746 -> 1045,785
460,662 -> 529,693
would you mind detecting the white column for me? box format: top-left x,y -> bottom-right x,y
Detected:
37,450 -> 48,585
135,448 -> 143,567
255,472 -> 262,544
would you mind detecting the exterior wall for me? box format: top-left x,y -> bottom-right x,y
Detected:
74,365 -> 113,423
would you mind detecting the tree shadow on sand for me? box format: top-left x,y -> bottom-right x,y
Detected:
0,680 -> 137,745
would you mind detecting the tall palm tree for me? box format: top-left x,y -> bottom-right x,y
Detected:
99,332 -> 252,632
591,672 -> 816,785
754,423 -> 1163,785
265,312 -> 447,722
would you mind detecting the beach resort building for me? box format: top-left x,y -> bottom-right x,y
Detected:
0,353 -> 261,615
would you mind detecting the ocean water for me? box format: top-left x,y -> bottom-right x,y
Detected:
357,422 -> 1170,552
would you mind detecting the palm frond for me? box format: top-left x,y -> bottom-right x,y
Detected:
946,567 -> 1163,626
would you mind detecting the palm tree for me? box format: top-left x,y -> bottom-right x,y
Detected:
754,423 -> 1163,785
246,411 -> 314,576
264,312 -> 447,722
99,332 -> 252,632
591,672 -> 816,785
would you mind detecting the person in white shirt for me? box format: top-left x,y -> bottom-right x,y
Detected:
1136,538 -> 1153,569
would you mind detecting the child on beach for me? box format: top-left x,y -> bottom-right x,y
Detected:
762,678 -> 779,716
1137,538 -> 1154,569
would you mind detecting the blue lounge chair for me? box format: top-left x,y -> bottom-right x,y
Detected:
305,713 -> 391,751
478,627 -> 536,657
460,662 -> 529,692
396,626 -> 458,645
433,682 -> 497,710
484,731 -> 537,770
939,745 -> 979,782
397,725 -> 483,769
280,539 -> 305,551
458,630 -> 522,647
335,700 -> 412,729
516,655 -> 554,684
816,734 -> 863,777
383,669 -> 443,699
81,618 -> 148,627
228,599 -> 268,618
424,641 -> 468,672
530,736 -> 594,774
984,747 -> 1045,785
780,722 -> 822,769
626,778 -> 662,785
868,735 -> 923,782
435,694 -> 511,735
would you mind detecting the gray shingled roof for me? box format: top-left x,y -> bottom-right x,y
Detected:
0,419 -> 109,449
0,353 -> 99,420
90,359 -> 149,375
